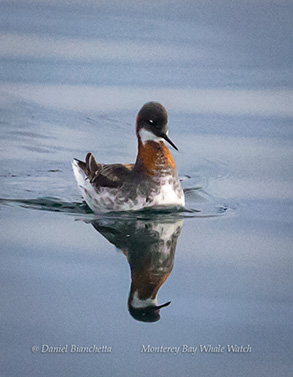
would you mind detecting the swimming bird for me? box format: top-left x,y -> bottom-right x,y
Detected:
72,102 -> 185,213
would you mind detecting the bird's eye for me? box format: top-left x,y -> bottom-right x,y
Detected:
149,119 -> 160,128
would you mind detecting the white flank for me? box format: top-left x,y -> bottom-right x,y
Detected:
72,159 -> 100,212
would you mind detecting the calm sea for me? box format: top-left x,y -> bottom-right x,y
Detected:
0,1 -> 292,376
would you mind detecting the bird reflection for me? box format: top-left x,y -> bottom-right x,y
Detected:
91,216 -> 183,322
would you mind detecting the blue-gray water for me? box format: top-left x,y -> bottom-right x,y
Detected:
0,1 -> 292,376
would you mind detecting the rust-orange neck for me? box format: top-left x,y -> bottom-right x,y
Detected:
129,270 -> 171,302
135,139 -> 176,176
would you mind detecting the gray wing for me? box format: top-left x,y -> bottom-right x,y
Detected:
76,153 -> 134,189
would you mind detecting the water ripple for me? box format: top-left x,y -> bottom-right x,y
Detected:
0,195 -> 234,220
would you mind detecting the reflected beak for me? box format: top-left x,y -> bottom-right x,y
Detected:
154,301 -> 171,310
161,133 -> 178,151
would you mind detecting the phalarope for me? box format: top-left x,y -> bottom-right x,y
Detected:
72,102 -> 185,213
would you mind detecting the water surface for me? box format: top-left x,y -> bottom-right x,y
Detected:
0,1 -> 292,376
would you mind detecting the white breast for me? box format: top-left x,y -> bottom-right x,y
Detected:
149,177 -> 185,208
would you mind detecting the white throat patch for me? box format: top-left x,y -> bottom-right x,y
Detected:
131,291 -> 158,308
139,128 -> 164,144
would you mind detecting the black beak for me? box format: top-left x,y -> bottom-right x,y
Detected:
154,301 -> 171,309
161,133 -> 178,151
128,300 -> 171,322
